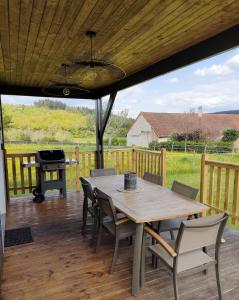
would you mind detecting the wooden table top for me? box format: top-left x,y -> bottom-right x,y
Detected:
87,175 -> 209,224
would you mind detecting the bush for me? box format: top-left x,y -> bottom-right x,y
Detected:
222,129 -> 239,142
171,129 -> 207,142
149,140 -> 233,153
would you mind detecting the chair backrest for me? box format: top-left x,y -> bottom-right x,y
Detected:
143,172 -> 162,185
94,188 -> 117,224
172,181 -> 198,200
80,177 -> 95,203
175,213 -> 228,255
90,168 -> 117,177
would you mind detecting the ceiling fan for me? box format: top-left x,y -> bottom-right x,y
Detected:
42,64 -> 90,97
65,31 -> 126,83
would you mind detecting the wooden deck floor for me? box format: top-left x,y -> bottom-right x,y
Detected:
2,192 -> 239,300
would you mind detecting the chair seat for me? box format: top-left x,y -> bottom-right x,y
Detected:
149,241 -> 215,274
103,220 -> 135,239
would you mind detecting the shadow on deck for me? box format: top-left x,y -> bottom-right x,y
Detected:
2,192 -> 239,300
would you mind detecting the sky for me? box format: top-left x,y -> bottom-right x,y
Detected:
3,46 -> 239,119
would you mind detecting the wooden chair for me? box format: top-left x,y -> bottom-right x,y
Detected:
143,172 -> 163,185
141,213 -> 229,300
90,168 -> 116,177
80,177 -> 98,240
157,181 -> 199,239
94,188 -> 136,273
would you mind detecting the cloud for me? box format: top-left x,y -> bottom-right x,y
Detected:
194,52 -> 239,77
154,79 -> 239,112
227,53 -> 239,68
194,64 -> 232,77
168,77 -> 179,83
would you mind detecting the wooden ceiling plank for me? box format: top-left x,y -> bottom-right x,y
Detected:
28,0 -> 60,86
141,1 -> 239,66
99,0 -> 180,57
21,0 -> 47,86
112,0 -> 222,67
65,0 -> 141,61
39,0 -> 73,58
35,1 -> 90,87
38,0 -> 109,87
0,41 -> 4,73
49,0 -> 150,89
9,0 -> 21,85
0,0 -> 11,83
119,0 -> 239,73
16,0 -> 34,86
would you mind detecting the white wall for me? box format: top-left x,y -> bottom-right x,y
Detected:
127,115 -> 158,147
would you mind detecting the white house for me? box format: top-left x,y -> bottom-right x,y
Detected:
127,112 -> 239,147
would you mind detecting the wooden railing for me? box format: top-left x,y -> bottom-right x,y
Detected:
200,154 -> 239,225
6,147 -> 166,198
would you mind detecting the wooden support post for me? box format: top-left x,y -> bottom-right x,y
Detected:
75,146 -> 80,191
161,148 -> 166,186
200,153 -> 208,204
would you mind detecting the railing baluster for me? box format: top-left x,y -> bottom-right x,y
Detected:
224,168 -> 230,211
12,156 -> 17,195
232,170 -> 239,225
27,155 -> 33,193
208,165 -> 214,206
216,167 -> 222,210
19,157 -> 25,194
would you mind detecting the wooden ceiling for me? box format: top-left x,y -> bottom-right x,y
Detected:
0,0 -> 239,99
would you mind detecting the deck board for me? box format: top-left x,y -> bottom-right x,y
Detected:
2,192 -> 239,300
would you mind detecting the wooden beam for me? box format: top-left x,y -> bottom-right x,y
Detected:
100,91 -> 117,139
0,86 -> 98,99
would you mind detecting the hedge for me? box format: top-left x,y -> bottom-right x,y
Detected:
149,140 -> 234,153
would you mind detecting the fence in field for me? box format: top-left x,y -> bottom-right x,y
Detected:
5,147 -> 166,198
200,154 -> 239,225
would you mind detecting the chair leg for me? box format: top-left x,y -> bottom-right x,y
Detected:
82,198 -> 88,231
110,236 -> 119,274
95,223 -> 102,253
203,247 -> 208,275
170,230 -> 175,240
173,270 -> 179,300
215,262 -> 223,300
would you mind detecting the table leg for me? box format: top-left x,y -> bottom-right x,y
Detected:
132,223 -> 143,296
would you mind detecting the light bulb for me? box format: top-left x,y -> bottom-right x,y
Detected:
63,87 -> 70,96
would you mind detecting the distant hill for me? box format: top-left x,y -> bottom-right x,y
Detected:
3,100 -> 133,144
212,110 -> 239,114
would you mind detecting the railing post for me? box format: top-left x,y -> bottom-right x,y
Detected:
200,153 -> 208,204
75,146 -> 80,191
161,148 -> 166,186
132,145 -> 136,172
4,149 -> 10,202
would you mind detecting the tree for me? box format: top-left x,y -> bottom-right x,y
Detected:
105,109 -> 131,147
2,108 -> 12,129
222,128 -> 239,142
34,99 -> 67,110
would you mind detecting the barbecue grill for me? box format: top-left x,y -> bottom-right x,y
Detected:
22,149 -> 77,203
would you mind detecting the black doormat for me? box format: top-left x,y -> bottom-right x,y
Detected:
5,227 -> 33,247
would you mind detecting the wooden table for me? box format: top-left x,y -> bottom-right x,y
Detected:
88,175 -> 209,296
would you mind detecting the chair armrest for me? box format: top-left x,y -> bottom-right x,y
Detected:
144,225 -> 177,257
115,217 -> 130,226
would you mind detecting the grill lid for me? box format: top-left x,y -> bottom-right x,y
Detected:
37,150 -> 65,162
